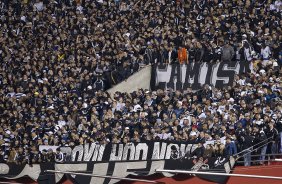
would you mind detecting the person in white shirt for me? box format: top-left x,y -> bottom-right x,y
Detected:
260,43 -> 271,66
57,115 -> 66,127
116,97 -> 125,111
157,128 -> 171,140
34,1 -> 43,12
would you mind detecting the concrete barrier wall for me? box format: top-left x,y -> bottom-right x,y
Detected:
107,65 -> 152,96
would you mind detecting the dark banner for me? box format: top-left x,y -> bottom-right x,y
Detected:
150,61 -> 249,91
0,141 -> 235,184
0,157 -> 234,184
39,141 -> 210,162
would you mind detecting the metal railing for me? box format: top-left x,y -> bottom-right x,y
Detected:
236,153 -> 282,165
233,135 -> 282,166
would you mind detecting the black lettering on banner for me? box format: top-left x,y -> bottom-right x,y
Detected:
215,62 -> 237,88
167,64 -> 182,90
205,62 -> 215,86
183,63 -> 201,90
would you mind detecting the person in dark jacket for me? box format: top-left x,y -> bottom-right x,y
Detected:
265,121 -> 279,158
93,74 -> 105,91
239,131 -> 254,166
252,126 -> 268,164
194,42 -> 204,62
191,143 -> 205,158
195,131 -> 206,144
55,147 -> 64,163
276,115 -> 282,153
166,45 -> 178,64
40,149 -> 48,163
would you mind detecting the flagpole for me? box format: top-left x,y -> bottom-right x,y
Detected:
45,170 -> 161,183
156,169 -> 282,180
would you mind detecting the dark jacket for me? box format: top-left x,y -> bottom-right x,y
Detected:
194,48 -> 204,62
191,146 -> 205,158
265,127 -> 279,142
240,134 -> 254,150
253,131 -> 267,147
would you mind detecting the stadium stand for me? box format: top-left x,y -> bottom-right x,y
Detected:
0,0 -> 281,173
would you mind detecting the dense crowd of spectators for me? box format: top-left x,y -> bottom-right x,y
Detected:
0,0 -> 281,166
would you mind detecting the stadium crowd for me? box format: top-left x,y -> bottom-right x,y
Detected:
0,0 -> 281,166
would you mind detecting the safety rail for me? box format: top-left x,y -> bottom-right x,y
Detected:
236,153 -> 282,165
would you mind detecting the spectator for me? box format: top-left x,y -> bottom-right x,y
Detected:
239,130 -> 254,166
55,147 -> 64,163
157,128 -> 171,140
225,138 -> 237,157
221,40 -> 235,62
177,46 -> 188,64
252,126 -> 268,165
265,121 -> 279,158
47,149 -> 55,162
191,143 -> 205,158
213,143 -> 226,157
203,144 -> 213,158
15,147 -> 25,164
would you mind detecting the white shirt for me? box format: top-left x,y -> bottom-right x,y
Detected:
237,79 -> 246,86
180,116 -> 192,127
261,46 -> 271,60
58,120 -> 66,127
168,51 -> 172,64
116,102 -> 125,111
34,2 -> 43,11
244,48 -> 252,61
157,133 -> 171,140
274,1 -> 282,11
